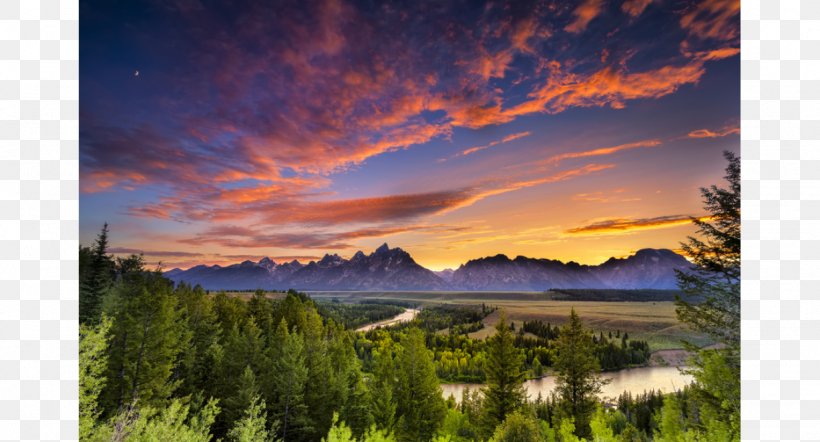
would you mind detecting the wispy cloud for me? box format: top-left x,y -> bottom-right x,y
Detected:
440,131 -> 531,162
687,124 -> 739,138
680,0 -> 740,42
108,248 -> 205,258
545,139 -> 663,164
565,215 -> 711,236
572,189 -> 642,203
178,224 -> 469,250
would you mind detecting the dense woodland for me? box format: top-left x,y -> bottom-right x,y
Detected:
79,153 -> 740,441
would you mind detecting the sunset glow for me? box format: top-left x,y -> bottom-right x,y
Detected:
81,0 -> 739,271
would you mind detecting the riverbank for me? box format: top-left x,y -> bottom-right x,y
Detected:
355,308 -> 420,332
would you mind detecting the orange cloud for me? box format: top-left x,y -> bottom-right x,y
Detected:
680,0 -> 740,41
693,46 -> 740,61
565,0 -> 605,33
688,125 -> 739,138
506,61 -> 706,117
510,18 -> 540,53
82,170 -> 149,193
621,0 -> 652,18
565,215 -> 712,235
108,248 -> 204,258
572,189 -> 642,203
546,139 -> 663,164
450,131 -> 532,159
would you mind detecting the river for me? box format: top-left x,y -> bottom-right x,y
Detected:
440,366 -> 692,403
355,308 -> 420,332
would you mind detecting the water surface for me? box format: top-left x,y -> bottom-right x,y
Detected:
355,308 -> 420,332
440,366 -> 692,403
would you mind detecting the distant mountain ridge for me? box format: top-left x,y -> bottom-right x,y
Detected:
164,244 -> 691,291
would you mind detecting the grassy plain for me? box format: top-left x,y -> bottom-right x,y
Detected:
303,291 -> 710,351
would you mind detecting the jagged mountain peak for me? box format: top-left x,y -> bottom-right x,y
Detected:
164,246 -> 690,291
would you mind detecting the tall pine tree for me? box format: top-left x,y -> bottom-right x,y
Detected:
102,256 -> 188,414
554,309 -> 608,439
395,328 -> 446,442
480,314 -> 526,437
675,151 -> 740,440
370,340 -> 398,433
270,319 -> 311,440
80,223 -> 114,324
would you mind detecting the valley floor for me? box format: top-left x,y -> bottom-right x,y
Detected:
301,290 -> 711,351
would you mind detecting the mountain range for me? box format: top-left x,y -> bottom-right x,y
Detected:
164,244 -> 691,291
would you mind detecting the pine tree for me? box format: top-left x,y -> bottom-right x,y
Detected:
532,356 -> 543,378
675,151 -> 740,439
488,411 -> 553,442
80,223 -> 114,324
481,314 -> 526,437
301,305 -> 336,439
103,398 -> 220,442
589,407 -> 618,442
102,258 -> 187,414
79,316 -> 112,439
395,328 -> 446,442
370,341 -> 398,432
270,320 -> 311,440
222,366 -> 265,437
657,394 -> 682,440
228,394 -> 272,442
342,369 -> 375,440
553,309 -> 608,439
176,283 -> 222,400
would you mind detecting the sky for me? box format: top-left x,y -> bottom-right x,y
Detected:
80,0 -> 739,271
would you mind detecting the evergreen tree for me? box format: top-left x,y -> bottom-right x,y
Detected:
80,223 -> 114,324
655,394 -> 683,441
100,398 -> 220,442
102,257 -> 187,414
324,414 -> 397,442
228,394 -> 272,442
270,320 -> 311,440
489,411 -> 554,442
175,283 -> 222,400
554,309 -> 608,439
481,314 -> 526,437
302,306 -> 337,439
557,419 -> 581,442
532,356 -> 543,378
395,328 -> 446,442
438,408 -> 477,442
341,369 -> 375,440
79,316 -> 112,439
589,407 -> 618,442
221,366 -> 265,437
370,340 -> 398,432
675,151 -> 740,440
